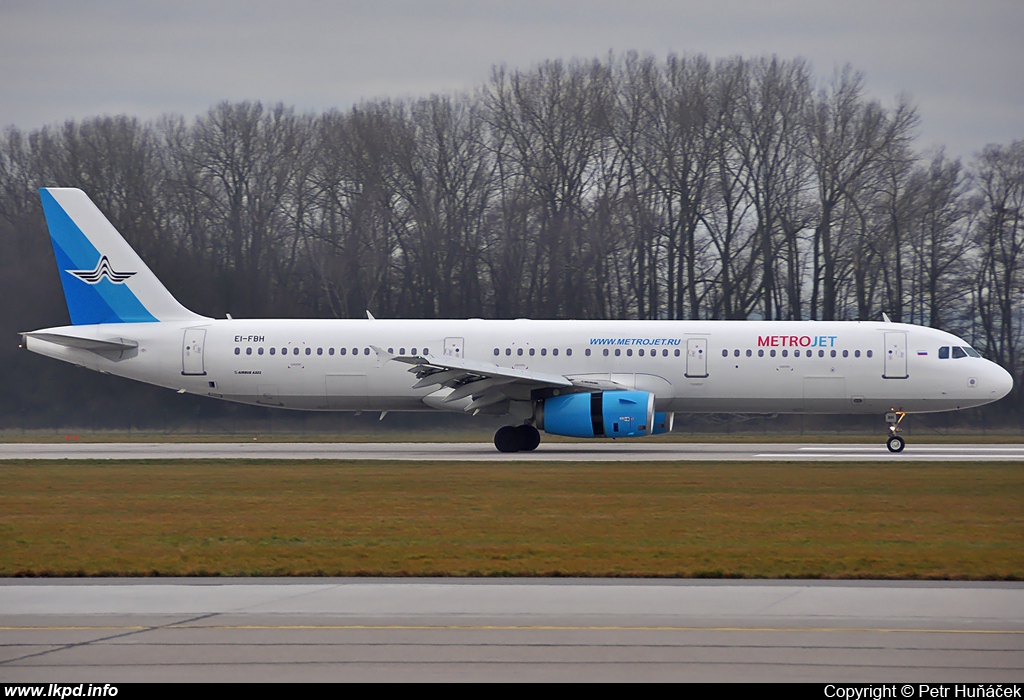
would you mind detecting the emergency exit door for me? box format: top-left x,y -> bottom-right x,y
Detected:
685,338 -> 708,378
444,337 -> 464,358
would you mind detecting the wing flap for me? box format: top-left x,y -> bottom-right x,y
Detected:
394,354 -> 574,388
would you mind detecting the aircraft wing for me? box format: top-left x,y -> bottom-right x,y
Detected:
387,352 -> 576,412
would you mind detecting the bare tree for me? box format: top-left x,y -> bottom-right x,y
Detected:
972,141 -> 1024,400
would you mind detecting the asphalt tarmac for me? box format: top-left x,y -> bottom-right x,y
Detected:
2,441 -> 1023,461
1,579 -> 1022,682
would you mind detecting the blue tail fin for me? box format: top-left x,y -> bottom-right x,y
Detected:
40,188 -> 204,325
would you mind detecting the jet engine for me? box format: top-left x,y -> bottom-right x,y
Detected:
537,390 -> 660,438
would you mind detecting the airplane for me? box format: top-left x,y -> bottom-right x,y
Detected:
21,188 -> 1014,453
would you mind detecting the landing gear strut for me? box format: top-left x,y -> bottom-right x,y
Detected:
885,410 -> 906,453
494,424 -> 541,453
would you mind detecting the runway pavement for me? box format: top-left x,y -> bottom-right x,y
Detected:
1,579 -> 1021,682
2,441 -> 1023,461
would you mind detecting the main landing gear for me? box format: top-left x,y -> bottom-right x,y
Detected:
885,410 -> 906,453
494,424 -> 541,453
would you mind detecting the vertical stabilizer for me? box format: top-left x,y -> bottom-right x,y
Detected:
39,188 -> 205,325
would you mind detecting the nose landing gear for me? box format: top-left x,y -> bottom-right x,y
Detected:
885,410 -> 906,452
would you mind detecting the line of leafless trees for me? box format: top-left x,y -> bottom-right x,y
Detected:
1,54 -> 1022,421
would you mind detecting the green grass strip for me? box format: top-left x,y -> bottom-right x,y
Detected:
1,459 -> 1021,579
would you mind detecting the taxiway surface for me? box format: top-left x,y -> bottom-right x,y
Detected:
2,441 -> 1023,461
1,579 -> 1022,682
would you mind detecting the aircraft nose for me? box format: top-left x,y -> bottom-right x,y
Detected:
989,362 -> 1014,400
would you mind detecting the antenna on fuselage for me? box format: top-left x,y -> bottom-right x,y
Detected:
882,313 -> 892,323
366,310 -> 375,320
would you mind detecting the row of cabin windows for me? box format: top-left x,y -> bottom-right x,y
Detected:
723,348 -> 874,359
234,346 -> 429,357
493,347 -> 684,358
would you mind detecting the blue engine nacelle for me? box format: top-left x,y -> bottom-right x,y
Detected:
538,390 -> 656,438
651,411 -> 674,435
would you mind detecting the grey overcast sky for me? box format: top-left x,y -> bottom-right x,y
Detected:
1,0 -> 1021,159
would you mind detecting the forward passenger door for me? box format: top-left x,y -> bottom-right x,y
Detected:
883,332 -> 908,379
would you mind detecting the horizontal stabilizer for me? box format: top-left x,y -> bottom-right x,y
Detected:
22,331 -> 138,360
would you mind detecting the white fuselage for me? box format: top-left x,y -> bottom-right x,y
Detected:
24,318 -> 1013,416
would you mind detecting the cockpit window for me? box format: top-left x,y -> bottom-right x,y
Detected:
938,347 -> 950,359
952,346 -> 967,359
964,346 -> 981,358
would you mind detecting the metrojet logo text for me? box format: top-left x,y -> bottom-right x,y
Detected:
758,335 -> 838,348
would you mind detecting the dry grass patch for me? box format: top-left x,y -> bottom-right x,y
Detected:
1,460 -> 1021,578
